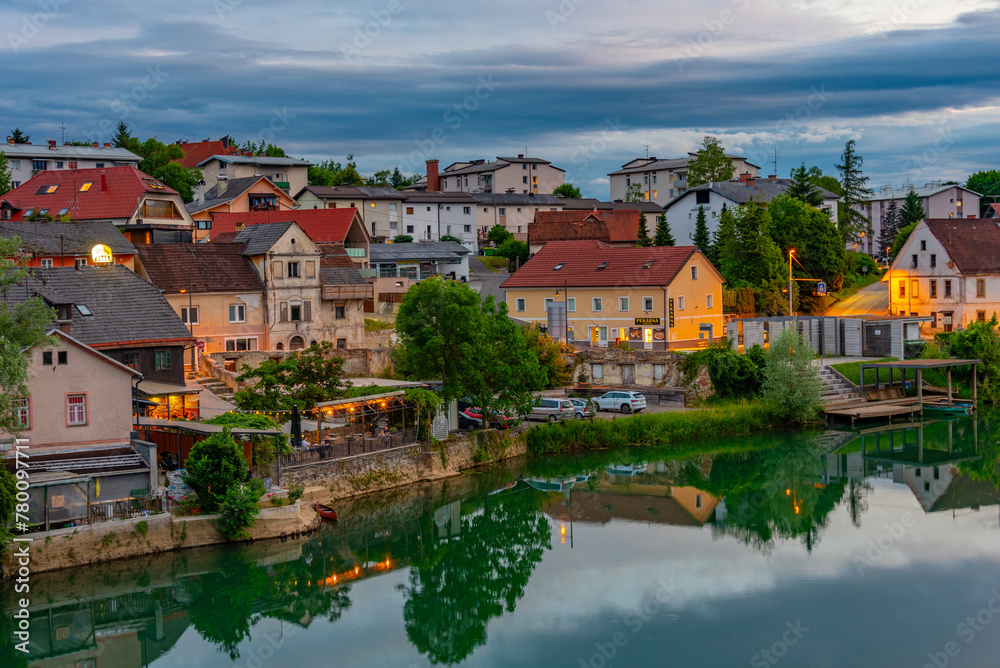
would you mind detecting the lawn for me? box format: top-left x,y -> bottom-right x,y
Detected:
831,357 -> 899,386
477,256 -> 509,273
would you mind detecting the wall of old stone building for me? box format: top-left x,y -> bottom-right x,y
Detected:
578,348 -> 687,388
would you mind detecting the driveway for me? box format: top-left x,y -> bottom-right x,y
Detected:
469,256 -> 509,306
826,281 -> 888,316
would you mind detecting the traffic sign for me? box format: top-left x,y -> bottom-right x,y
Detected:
197,340 -> 205,351
816,281 -> 827,295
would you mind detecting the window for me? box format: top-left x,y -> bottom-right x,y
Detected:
945,280 -> 952,297
406,207 -> 414,215
591,363 -> 604,380
691,265 -> 698,280
58,207 -> 69,216
55,161 -> 63,169
898,280 -> 906,298
406,225 -> 414,234
499,207 -> 506,216
336,338 -> 347,349
229,304 -> 245,323
567,298 -> 576,312
695,190 -> 710,204
464,225 -> 471,233
463,206 -> 471,214
40,258 -> 53,268
593,297 -> 603,312
14,398 -> 29,430
930,280 -> 937,298
977,279 -> 986,298
95,163 -> 104,168
290,303 -> 302,321
911,279 -> 918,298
225,337 -> 258,352
121,352 -> 140,369
10,160 -> 19,170
58,351 -> 67,365
180,306 -> 199,325
154,350 -> 171,371
654,364 -> 665,381
287,262 -> 300,278
516,298 -> 526,312
32,160 -> 47,171
707,293 -> 714,309
912,254 -> 918,268
544,297 -> 554,311
523,176 -> 528,184
523,164 -> 528,170
920,240 -> 926,250
335,304 -> 346,319
66,394 -> 87,426
619,297 -> 629,312
978,311 -> 987,322
930,254 -> 936,268
643,297 -> 654,311
42,351 -> 53,366
79,182 -> 93,192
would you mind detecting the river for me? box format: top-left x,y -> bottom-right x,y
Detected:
4,413 -> 1000,667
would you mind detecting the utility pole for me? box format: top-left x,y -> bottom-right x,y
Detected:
788,249 -> 795,316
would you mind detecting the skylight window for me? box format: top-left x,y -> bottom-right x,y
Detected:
642,260 -> 655,269
79,182 -> 93,192
597,261 -> 609,270
35,185 -> 58,195
58,208 -> 69,216
23,209 -> 34,217
143,178 -> 165,189
553,263 -> 565,270
38,209 -> 48,216
76,304 -> 93,316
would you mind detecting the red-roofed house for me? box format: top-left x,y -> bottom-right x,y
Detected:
211,208 -> 371,266
187,175 -> 297,241
174,138 -> 238,169
0,166 -> 195,245
888,218 -> 1000,331
528,210 -> 641,253
501,240 -> 724,348
984,203 -> 1000,219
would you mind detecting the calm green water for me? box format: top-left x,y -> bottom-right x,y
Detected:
5,414 -> 1000,668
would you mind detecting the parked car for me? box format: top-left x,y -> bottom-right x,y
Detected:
595,391 -> 647,413
458,402 -> 516,429
568,398 -> 596,419
529,398 -> 576,422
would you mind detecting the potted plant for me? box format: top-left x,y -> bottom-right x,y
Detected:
577,368 -> 590,388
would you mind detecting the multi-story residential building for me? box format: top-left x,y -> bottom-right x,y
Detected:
0,166 -> 195,245
855,182 -> 982,255
528,210 -> 641,254
412,155 -> 565,195
1,137 -> 141,190
230,221 -> 371,350
887,218 -> 1000,331
294,185 -> 406,242
402,191 -> 480,251
502,240 -> 725,348
471,193 -> 564,242
663,175 -> 840,246
196,154 -> 312,196
609,153 -> 760,206
367,241 -> 472,313
135,243 -> 267,356
0,221 -> 137,269
211,208 -> 371,268
187,175 -> 298,241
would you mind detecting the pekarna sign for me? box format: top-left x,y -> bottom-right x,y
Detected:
635,317 -> 660,326
91,244 -> 113,265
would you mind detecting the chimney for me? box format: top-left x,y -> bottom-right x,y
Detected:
5,136 -> 13,145
100,171 -> 108,191
196,180 -> 205,204
768,174 -> 777,182
746,176 -> 754,187
739,172 -> 751,184
222,135 -> 230,149
47,139 -> 57,149
59,320 -> 71,334
426,159 -> 440,192
103,142 -> 111,148
91,142 -> 99,148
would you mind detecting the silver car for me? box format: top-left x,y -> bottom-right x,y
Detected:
530,398 -> 576,421
568,398 -> 596,419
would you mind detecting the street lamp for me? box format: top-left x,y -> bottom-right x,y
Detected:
788,249 -> 795,316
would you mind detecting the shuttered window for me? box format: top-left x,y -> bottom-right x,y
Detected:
280,302 -> 288,322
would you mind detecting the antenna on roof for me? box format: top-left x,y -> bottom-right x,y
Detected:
59,121 -> 66,145
772,147 -> 778,180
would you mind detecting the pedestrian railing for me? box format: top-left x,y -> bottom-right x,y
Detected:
89,494 -> 165,523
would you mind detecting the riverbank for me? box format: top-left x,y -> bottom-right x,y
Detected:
526,401 -> 785,454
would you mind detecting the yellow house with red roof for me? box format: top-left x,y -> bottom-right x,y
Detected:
501,240 -> 724,348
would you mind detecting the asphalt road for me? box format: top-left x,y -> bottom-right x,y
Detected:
468,256 -> 509,306
826,281 -> 889,316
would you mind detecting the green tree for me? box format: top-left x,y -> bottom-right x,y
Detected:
687,136 -> 735,187
878,199 -> 899,258
233,342 -> 345,411
182,429 -> 250,513
497,237 -> 529,266
395,278 -> 484,402
487,224 -> 513,246
9,129 -> 28,144
966,170 -> 1000,215
153,161 -> 202,203
521,326 -> 571,387
653,212 -> 675,246
890,190 -> 926,258
217,479 -> 265,541
308,156 -> 364,187
946,315 -> 1000,404
0,152 -> 11,196
717,202 -> 787,316
393,234 -> 414,243
787,163 -> 824,207
366,169 -> 392,187
624,183 -> 645,202
111,120 -> 134,149
552,183 -> 582,199
834,139 -> 871,243
693,205 -> 712,254
203,412 -> 285,472
636,211 -> 652,247
762,328 -> 822,423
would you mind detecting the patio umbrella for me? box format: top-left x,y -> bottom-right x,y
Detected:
291,404 -> 302,447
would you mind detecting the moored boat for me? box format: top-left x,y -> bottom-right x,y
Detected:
315,503 -> 338,521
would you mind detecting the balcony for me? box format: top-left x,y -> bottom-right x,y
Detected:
346,248 -> 367,258
322,283 -> 373,300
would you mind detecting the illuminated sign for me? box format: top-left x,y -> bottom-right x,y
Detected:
635,317 -> 660,326
91,244 -> 113,265
668,299 -> 675,328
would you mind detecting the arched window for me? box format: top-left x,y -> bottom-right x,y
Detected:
310,340 -> 317,347
289,336 -> 305,350
276,342 -> 284,351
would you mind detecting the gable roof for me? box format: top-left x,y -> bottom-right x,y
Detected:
0,142 -> 141,162
44,328 -> 142,377
212,208 -> 366,245
865,183 -> 981,203
922,219 -> 1000,274
664,178 -> 838,209
501,241 -> 708,288
174,139 -> 238,169
294,185 -> 405,201
0,166 -> 180,221
135,243 -> 263,294
19,265 -> 194,348
369,241 -> 471,262
986,203 -> 1000,218
231,220 -> 297,256
0,221 -> 136,256
608,153 -> 759,176
185,176 -> 294,214
198,154 -> 312,167
469,193 -> 564,206
530,210 -> 640,245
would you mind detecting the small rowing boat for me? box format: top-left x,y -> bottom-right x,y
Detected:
315,503 -> 338,522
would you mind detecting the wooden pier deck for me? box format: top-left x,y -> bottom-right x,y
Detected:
825,398 -> 923,422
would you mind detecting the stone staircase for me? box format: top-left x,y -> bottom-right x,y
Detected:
195,375 -> 234,403
816,364 -> 864,409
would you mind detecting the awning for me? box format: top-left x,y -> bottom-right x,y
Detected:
137,416 -> 282,437
138,381 -> 202,397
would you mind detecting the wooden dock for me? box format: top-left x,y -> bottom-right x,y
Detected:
824,398 -> 923,422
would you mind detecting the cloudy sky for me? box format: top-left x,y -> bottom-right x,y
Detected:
2,0 -> 999,197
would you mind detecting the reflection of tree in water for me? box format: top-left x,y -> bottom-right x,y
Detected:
959,413 -> 1000,489
400,490 -> 551,665
263,541 -> 353,625
0,608 -> 29,668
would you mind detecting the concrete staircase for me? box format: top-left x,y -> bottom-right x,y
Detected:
195,375 -> 234,403
817,365 -> 864,409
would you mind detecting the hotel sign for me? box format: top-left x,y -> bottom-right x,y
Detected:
635,317 -> 660,326
91,244 -> 113,265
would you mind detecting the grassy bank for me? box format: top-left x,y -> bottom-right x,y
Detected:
830,357 -> 897,386
526,401 -> 784,455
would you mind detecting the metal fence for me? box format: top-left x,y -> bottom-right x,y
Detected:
281,429 -> 418,468
89,494 -> 165,523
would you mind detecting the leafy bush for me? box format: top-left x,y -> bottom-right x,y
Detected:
393,235 -> 414,243
945,315 -> 1000,403
287,484 -> 305,503
440,234 -> 461,243
202,412 -> 284,473
762,329 -> 822,423
182,429 -> 249,513
218,480 -> 264,541
0,469 -> 17,555
683,342 -> 764,400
